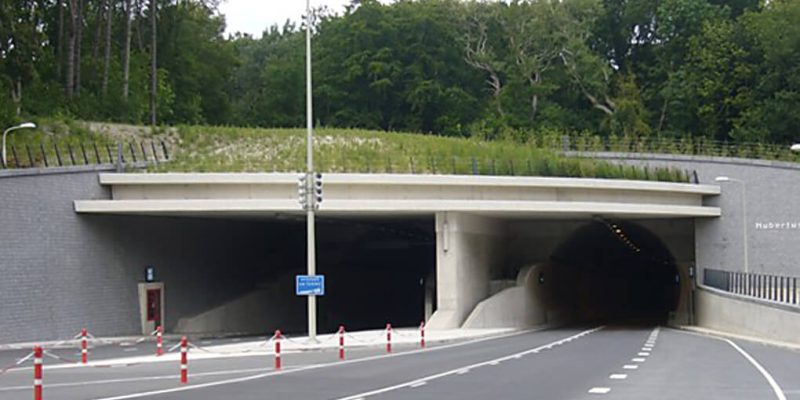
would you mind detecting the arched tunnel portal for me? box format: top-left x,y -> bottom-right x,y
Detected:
549,220 -> 681,324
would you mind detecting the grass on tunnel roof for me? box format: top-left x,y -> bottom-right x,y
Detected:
148,125 -> 689,182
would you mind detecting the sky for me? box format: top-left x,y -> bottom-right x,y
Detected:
217,0 -> 362,38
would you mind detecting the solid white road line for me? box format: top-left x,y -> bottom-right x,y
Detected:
0,366 -> 298,392
333,327 -> 604,400
588,387 -> 611,394
724,339 -> 787,400
410,381 -> 427,388
609,374 -> 627,380
673,329 -> 787,400
91,327 -> 549,400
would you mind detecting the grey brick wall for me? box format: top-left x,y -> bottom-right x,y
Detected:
585,153 -> 800,276
0,170 -> 294,343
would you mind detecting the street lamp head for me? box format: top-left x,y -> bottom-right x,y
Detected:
17,122 -> 36,129
715,176 -> 731,182
791,143 -> 800,152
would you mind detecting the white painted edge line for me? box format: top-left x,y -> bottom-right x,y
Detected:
0,366 -> 302,392
588,387 -> 611,394
410,381 -> 427,388
609,374 -> 627,380
90,327 -> 546,400
333,327 -> 604,400
672,329 -> 786,400
724,339 -> 787,400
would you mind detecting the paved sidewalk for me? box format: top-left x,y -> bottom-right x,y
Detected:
3,327 -> 516,371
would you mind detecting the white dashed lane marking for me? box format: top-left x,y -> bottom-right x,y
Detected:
609,374 -> 627,380
588,387 -> 611,394
623,364 -> 639,370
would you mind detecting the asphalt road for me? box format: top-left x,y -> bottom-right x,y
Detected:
1,325 -> 798,400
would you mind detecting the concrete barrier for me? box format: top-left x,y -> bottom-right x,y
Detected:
695,285 -> 800,345
462,264 -> 571,329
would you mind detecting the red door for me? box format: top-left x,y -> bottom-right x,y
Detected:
146,289 -> 162,328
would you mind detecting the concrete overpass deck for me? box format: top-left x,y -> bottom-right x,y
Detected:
74,173 -> 720,219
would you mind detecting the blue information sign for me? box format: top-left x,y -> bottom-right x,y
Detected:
296,275 -> 325,296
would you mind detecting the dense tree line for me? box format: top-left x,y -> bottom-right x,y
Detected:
1,0 -> 798,143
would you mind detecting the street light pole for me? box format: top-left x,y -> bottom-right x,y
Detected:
715,176 -> 748,274
305,0 -> 317,342
2,122 -> 37,168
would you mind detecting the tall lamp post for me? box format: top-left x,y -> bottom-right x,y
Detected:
305,0 -> 318,342
715,176 -> 748,273
2,122 -> 37,168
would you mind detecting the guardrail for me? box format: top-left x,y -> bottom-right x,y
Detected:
703,268 -> 799,306
0,140 -> 170,170
561,135 -> 800,163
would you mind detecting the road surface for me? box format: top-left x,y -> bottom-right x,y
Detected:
0,325 -> 798,400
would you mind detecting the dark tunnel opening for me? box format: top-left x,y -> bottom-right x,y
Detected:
142,215 -> 436,336
550,220 -> 680,324
314,217 -> 436,332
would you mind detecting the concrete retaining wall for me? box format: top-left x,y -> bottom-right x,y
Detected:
695,286 -> 800,345
0,170 -> 297,343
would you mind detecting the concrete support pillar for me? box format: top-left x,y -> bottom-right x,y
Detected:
424,268 -> 436,322
427,212 -> 505,329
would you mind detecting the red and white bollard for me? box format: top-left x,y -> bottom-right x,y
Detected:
156,326 -> 163,356
274,330 -> 281,370
33,346 -> 43,400
386,324 -> 392,354
81,328 -> 88,364
338,325 -> 345,360
179,336 -> 188,384
420,321 -> 426,348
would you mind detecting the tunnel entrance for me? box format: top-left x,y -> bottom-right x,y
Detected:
123,214 -> 436,336
550,220 -> 680,324
314,217 -> 435,332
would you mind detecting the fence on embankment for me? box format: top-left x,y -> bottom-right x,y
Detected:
1,140 -> 170,171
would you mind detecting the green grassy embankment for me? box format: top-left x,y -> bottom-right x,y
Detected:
152,125 -> 689,182
2,120 -> 689,182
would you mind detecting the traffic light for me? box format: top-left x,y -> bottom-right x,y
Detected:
313,172 -> 323,208
298,173 -> 308,209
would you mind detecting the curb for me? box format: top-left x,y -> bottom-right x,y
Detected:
676,325 -> 800,351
